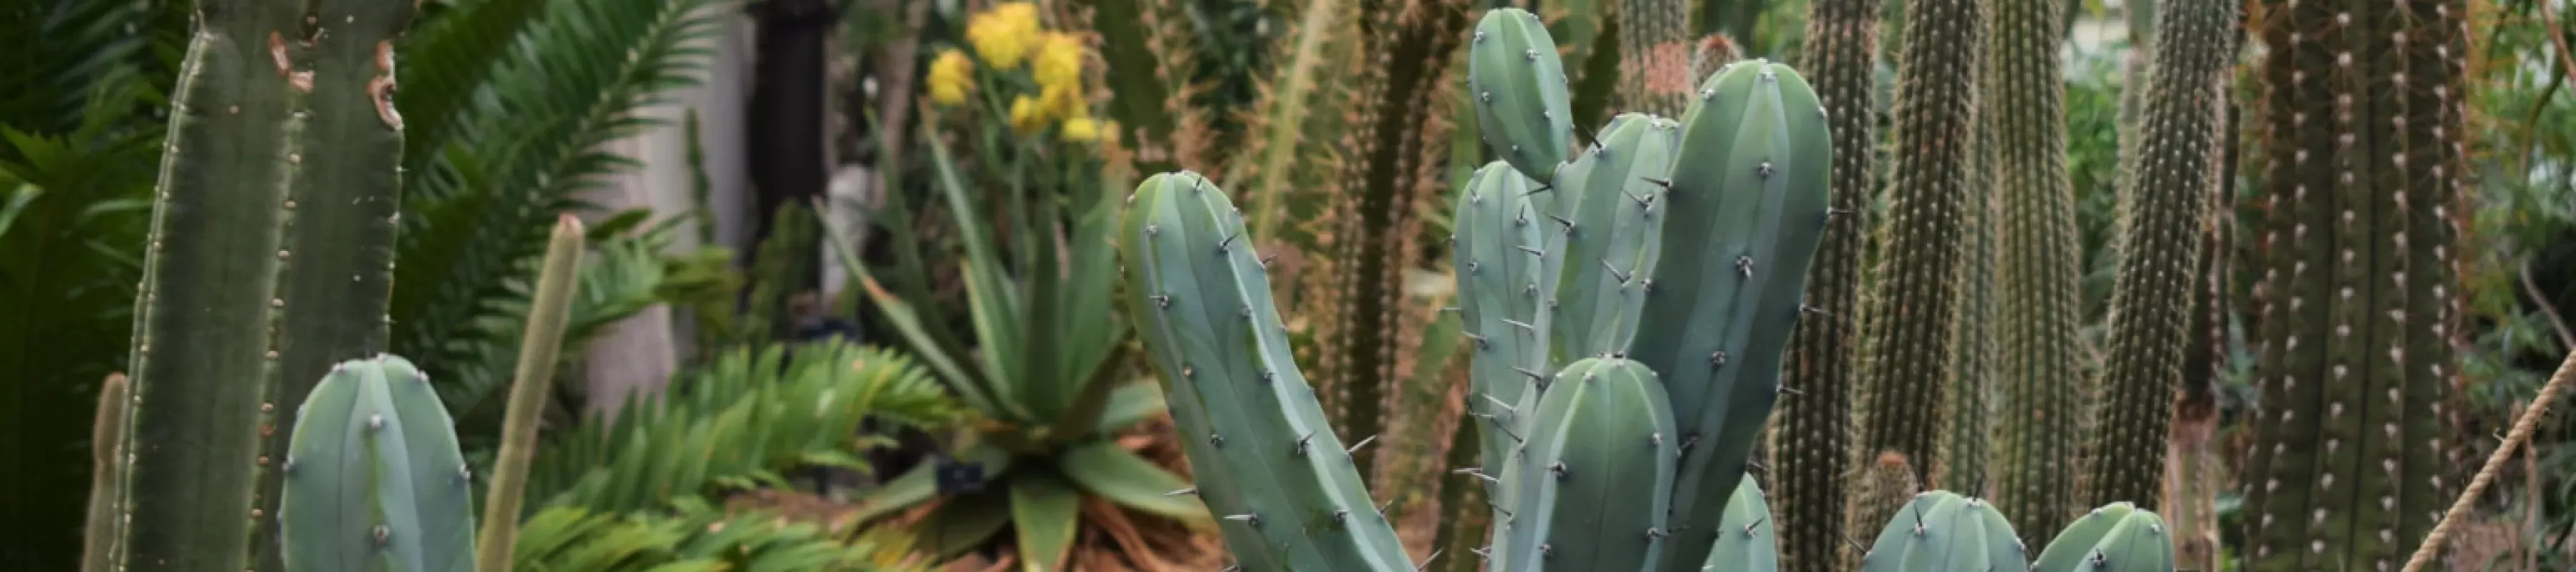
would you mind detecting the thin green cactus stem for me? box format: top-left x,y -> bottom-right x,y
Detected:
278,355 -> 477,572
1986,0 -> 2085,543
1638,59 -> 1834,572
1855,0 -> 1981,491
2238,0 -> 2466,563
1121,172 -> 1413,572
473,214 -> 585,572
2077,0 -> 2233,511
121,0 -> 416,567
1774,0 -> 1879,564
82,374 -> 130,572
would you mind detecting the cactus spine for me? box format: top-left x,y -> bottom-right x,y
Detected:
1858,491 -> 2029,572
1855,0 -> 1981,488
1121,172 -> 1415,571
2077,0 -> 2234,511
1773,0 -> 1878,563
2031,503 -> 2177,572
1637,59 -> 1833,572
278,355 -> 477,572
119,0 -> 416,566
2239,0 -> 2467,561
1985,0 -> 2085,542
473,214 -> 585,572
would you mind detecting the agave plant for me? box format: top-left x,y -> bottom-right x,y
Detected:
824,125 -> 1210,568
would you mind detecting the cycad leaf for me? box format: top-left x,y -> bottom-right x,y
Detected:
1008,472 -> 1083,572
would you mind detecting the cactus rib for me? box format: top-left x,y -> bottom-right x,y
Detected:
1637,59 -> 1835,572
1120,172 -> 1410,571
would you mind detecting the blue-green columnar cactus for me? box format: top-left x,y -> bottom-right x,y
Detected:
1468,7 -> 1576,184
1860,491 -> 2029,572
2033,503 -> 2176,572
1549,113 -> 1680,360
277,355 -> 476,572
1491,358 -> 1680,571
1453,161 -> 1556,495
1700,475 -> 1781,571
1119,172 -> 1415,571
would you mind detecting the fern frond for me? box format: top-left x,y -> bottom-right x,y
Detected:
396,0 -> 554,175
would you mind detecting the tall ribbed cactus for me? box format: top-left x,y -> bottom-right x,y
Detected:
1121,172 -> 1417,571
118,0 -> 416,566
1617,0 -> 1695,116
1986,0 -> 2086,543
277,355 -> 476,572
1773,0 -> 1878,564
2077,0 -> 2234,511
2238,0 -> 2466,563
1855,0 -> 1981,488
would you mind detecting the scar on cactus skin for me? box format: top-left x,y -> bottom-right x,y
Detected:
371,41 -> 402,129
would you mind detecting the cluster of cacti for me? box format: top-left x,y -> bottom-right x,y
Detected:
2237,0 -> 2470,563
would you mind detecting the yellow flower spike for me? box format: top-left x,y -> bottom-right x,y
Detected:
1038,82 -> 1085,119
926,50 -> 974,107
1008,94 -> 1047,134
966,1 -> 1042,69
1060,117 -> 1101,143
1031,32 -> 1084,89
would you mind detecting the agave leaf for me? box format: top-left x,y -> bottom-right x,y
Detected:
850,443 -> 1015,525
1010,471 -> 1084,572
1091,382 -> 1168,435
917,490 -> 1014,562
1058,440 -> 1209,523
819,200 -> 1007,417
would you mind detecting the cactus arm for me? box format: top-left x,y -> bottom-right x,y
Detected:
1859,491 -> 2028,572
377,356 -> 476,572
1120,172 -> 1410,572
2076,0 -> 2233,511
1700,475 -> 1781,571
1986,0 -> 2085,542
1451,162 -> 1553,489
82,374 -> 130,572
1548,113 -> 1679,359
281,358 -> 438,571
1632,59 -> 1833,572
1773,0 -> 1877,564
2029,502 -> 2136,571
1467,7 -> 1576,183
473,214 -> 585,572
2034,503 -> 2175,572
1493,358 -> 1679,572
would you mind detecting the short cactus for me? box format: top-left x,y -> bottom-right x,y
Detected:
1549,113 -> 1680,359
1701,475 -> 1781,571
1119,172 -> 1414,571
277,355 -> 477,572
1453,161 -> 1557,494
1859,491 -> 2029,572
1467,7 -> 1576,183
1491,358 -> 1680,571
2032,503 -> 2176,572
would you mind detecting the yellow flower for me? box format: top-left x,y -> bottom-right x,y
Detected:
1008,94 -> 1047,134
927,50 -> 974,107
1031,32 -> 1084,89
1039,82 -> 1085,119
966,1 -> 1042,69
1060,117 -> 1101,142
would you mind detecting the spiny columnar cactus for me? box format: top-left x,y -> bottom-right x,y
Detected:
1985,0 -> 2087,543
119,0 -> 417,566
2077,0 -> 2235,511
2031,503 -> 2177,572
1121,172 -> 1416,571
1493,358 -> 1680,571
1701,476 -> 1782,571
1617,0 -> 1695,116
278,355 -> 477,572
2239,0 -> 2467,563
1775,0 -> 1880,563
1468,8 -> 1576,184
1854,0 -> 1981,490
1859,491 -> 2029,572
1637,59 -> 1833,572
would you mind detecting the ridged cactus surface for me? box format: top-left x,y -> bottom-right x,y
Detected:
1775,0 -> 1880,564
1550,113 -> 1679,360
1858,491 -> 2029,572
1452,161 -> 1556,494
1986,0 -> 2085,542
2032,503 -> 2177,572
121,0 -> 417,566
2238,0 -> 2467,562
278,355 -> 476,572
1492,358 -> 1679,571
1699,475 -> 1781,571
1120,172 -> 1412,571
1468,8 -> 1576,184
1637,59 -> 1833,572
2077,0 -> 2234,511
1855,0 -> 1982,490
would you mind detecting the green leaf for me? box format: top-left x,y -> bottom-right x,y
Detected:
917,490 -> 1013,562
1057,440 -> 1208,523
849,443 -> 1014,525
1091,382 -> 1168,435
1009,472 -> 1083,572
818,199 -> 1009,418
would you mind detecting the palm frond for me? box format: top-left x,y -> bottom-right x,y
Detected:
525,340 -> 957,516
391,0 -> 731,392
396,0 -> 552,176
